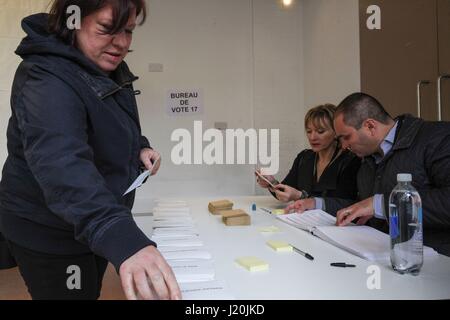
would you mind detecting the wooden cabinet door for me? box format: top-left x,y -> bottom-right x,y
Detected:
359,0 -> 439,121
438,0 -> 450,121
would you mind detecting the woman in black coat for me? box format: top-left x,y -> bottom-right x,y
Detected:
0,0 -> 179,300
256,104 -> 361,213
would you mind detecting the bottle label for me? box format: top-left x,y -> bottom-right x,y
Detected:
389,215 -> 399,239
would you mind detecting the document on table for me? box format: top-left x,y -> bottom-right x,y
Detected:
152,236 -> 203,247
161,248 -> 212,261
151,230 -> 199,239
168,260 -> 215,283
180,280 -> 234,300
152,226 -> 198,236
278,211 -> 438,262
153,219 -> 195,228
153,210 -> 191,219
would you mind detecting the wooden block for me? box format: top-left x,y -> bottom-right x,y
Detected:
208,200 -> 233,214
221,209 -> 250,226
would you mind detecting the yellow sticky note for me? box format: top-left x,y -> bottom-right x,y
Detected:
266,240 -> 293,252
272,209 -> 285,215
258,226 -> 280,233
235,257 -> 269,272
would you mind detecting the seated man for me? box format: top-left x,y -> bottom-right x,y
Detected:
329,92 -> 450,256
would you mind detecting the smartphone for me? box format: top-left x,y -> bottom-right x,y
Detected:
255,170 -> 276,189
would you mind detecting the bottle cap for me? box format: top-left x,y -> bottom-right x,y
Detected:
397,173 -> 412,182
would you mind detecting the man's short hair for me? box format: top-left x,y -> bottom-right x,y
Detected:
336,92 -> 392,129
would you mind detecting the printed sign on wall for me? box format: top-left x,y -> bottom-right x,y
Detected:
166,89 -> 204,116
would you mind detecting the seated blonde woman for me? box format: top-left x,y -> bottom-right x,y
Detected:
256,104 -> 361,213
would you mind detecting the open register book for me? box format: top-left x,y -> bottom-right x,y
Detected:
277,210 -> 438,262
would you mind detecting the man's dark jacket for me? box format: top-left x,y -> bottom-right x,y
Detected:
0,13 -> 155,270
325,115 -> 450,256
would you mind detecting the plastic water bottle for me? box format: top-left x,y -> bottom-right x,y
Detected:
388,173 -> 423,275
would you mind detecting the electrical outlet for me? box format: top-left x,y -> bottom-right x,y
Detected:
148,63 -> 163,72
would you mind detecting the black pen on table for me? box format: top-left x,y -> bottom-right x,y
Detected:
290,244 -> 314,261
330,262 -> 356,268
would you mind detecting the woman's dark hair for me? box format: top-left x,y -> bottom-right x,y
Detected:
48,0 -> 147,44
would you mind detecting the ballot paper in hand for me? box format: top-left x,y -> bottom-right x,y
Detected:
123,170 -> 150,196
123,157 -> 160,196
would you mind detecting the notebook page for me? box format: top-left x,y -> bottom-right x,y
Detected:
278,210 -> 336,232
312,225 -> 392,261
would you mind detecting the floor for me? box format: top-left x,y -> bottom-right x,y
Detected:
0,263 -> 126,300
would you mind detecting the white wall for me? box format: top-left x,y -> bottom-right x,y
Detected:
0,0 -> 360,206
128,0 -> 306,202
302,0 -> 361,108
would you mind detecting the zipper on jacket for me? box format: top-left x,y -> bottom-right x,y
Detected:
100,80 -> 133,100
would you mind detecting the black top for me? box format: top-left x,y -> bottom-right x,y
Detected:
278,149 -> 361,200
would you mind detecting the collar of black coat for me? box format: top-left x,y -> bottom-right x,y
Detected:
391,114 -> 423,150
16,13 -> 139,100
76,63 -> 139,100
362,114 -> 424,164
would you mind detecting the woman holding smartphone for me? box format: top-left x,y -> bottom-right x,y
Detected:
256,104 -> 361,213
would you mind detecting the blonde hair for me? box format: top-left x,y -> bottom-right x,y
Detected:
304,104 -> 336,131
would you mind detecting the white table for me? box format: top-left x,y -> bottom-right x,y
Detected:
134,196 -> 450,300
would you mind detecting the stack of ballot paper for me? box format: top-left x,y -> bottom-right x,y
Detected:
149,200 -> 234,299
208,199 -> 233,215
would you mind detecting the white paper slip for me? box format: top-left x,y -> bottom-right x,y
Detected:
152,226 -> 198,235
153,211 -> 192,219
155,199 -> 187,204
154,201 -> 188,208
154,237 -> 203,247
151,231 -> 199,240
158,245 -> 207,253
153,220 -> 195,228
153,206 -> 190,213
152,217 -> 194,223
168,260 -> 215,283
123,170 -> 150,196
180,280 -> 234,300
152,209 -> 191,217
162,249 -> 212,261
